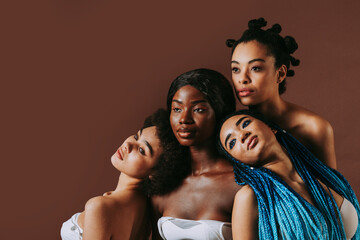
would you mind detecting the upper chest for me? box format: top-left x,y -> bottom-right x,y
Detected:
155,173 -> 241,221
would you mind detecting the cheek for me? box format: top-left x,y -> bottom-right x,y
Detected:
127,156 -> 150,177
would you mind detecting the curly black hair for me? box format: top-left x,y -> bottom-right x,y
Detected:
226,17 -> 300,95
142,108 -> 191,196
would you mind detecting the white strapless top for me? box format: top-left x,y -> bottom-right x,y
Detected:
341,198 -> 358,239
157,217 -> 232,240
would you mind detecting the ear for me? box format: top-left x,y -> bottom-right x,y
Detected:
271,128 -> 278,135
276,65 -> 287,83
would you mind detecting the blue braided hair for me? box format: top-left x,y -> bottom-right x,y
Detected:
218,109 -> 360,239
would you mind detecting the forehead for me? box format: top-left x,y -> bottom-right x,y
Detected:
220,115 -> 248,136
232,40 -> 274,62
173,85 -> 208,101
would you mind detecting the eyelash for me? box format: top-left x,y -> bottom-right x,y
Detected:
139,147 -> 145,155
231,67 -> 239,73
134,134 -> 146,155
251,66 -> 262,72
229,139 -> 236,150
242,119 -> 251,128
172,107 -> 181,113
194,108 -> 205,113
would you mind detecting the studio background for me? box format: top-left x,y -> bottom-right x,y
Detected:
2,0 -> 360,239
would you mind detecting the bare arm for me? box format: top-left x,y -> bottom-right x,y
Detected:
82,196 -> 112,240
232,185 -> 258,240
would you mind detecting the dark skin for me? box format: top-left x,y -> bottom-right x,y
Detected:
151,85 -> 241,238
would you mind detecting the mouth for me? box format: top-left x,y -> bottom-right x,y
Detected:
238,88 -> 254,97
177,128 -> 196,139
247,135 -> 258,150
115,148 -> 124,160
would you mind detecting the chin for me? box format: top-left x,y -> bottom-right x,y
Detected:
239,98 -> 253,106
177,139 -> 195,146
110,155 -> 121,171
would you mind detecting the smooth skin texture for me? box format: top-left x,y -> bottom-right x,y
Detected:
231,40 -> 336,169
152,86 -> 241,238
220,114 -> 344,240
77,127 -> 162,240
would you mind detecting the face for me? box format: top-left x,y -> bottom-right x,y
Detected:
111,126 -> 162,179
231,40 -> 285,106
220,114 -> 277,166
170,85 -> 216,146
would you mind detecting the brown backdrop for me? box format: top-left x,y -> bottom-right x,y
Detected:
2,0 -> 360,239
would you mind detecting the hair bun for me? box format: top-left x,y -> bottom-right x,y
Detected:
268,24 -> 282,34
290,56 -> 300,66
226,39 -> 236,48
284,36 -> 298,54
248,17 -> 267,29
287,69 -> 295,77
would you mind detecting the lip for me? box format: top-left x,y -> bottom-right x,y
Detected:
247,135 -> 258,150
238,88 -> 254,97
115,148 -> 124,160
177,128 -> 196,139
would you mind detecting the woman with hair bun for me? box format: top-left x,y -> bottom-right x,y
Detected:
226,18 -> 337,169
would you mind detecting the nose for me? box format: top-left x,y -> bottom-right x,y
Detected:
240,131 -> 251,144
179,109 -> 194,124
122,141 -> 133,153
237,69 -> 250,85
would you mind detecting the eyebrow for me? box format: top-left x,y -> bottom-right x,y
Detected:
144,140 -> 154,156
138,129 -> 153,156
224,133 -> 232,150
172,99 -> 207,105
236,116 -> 247,127
224,116 -> 247,148
231,58 -> 265,65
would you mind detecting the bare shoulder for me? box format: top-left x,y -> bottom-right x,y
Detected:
84,195 -> 124,219
286,102 -> 333,137
234,185 -> 256,204
285,102 -> 336,168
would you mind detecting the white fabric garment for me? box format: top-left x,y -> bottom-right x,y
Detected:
61,212 -> 83,240
157,216 -> 232,240
341,198 -> 359,239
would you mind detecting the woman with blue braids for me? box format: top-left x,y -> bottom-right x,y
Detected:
218,110 -> 359,240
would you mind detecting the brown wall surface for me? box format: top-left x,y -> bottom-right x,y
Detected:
2,0 -> 360,239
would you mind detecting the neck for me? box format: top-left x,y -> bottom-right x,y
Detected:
249,96 -> 287,120
112,173 -> 143,193
188,137 -> 221,175
262,145 -> 299,182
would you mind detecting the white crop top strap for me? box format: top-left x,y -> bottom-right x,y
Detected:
157,216 -> 232,240
60,212 -> 83,240
340,198 -> 359,240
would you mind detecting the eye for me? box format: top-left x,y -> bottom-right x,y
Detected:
251,66 -> 262,72
194,108 -> 205,113
232,67 -> 240,73
229,139 -> 236,150
242,119 -> 251,128
139,147 -> 145,155
172,107 -> 181,113
134,134 -> 138,140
